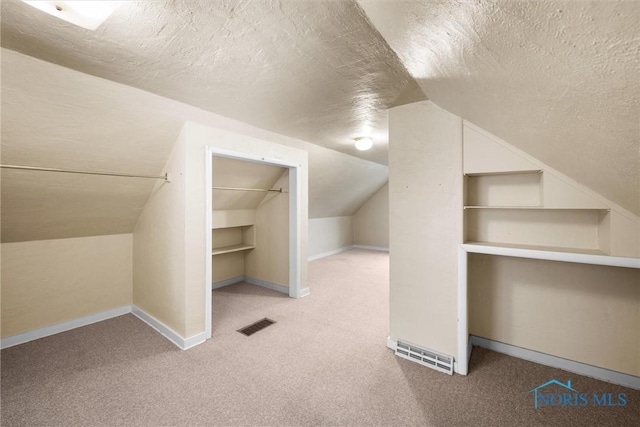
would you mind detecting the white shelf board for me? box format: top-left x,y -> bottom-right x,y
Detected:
462,242 -> 640,269
212,244 -> 255,256
464,206 -> 609,210
464,169 -> 542,177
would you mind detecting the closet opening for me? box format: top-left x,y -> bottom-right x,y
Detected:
204,147 -> 301,340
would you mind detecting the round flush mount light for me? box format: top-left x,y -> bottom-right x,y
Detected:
354,137 -> 373,151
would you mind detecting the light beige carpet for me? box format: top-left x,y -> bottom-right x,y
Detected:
1,249 -> 638,426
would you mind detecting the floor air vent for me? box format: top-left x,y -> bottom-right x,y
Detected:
238,318 -> 276,336
395,341 -> 454,375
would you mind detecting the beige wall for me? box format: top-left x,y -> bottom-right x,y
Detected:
388,101 -> 463,358
184,122 -> 309,337
354,182 -> 389,248
245,171 -> 290,286
1,234 -> 132,337
308,216 -> 353,259
133,122 -> 308,341
469,254 -> 640,376
133,129 -> 187,336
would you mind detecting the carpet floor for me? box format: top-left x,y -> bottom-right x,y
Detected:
1,249 -> 638,426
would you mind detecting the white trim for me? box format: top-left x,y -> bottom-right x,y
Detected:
0,306 -> 131,349
298,287 -> 311,298
244,276 -> 289,294
386,337 -> 397,351
212,276 -> 245,289
207,146 -> 302,316
456,246 -> 469,375
183,331 -> 208,350
288,164 -> 301,298
470,336 -> 640,390
462,243 -> 640,269
205,147 -> 213,340
131,306 -> 206,350
308,245 -> 354,261
353,245 -> 389,252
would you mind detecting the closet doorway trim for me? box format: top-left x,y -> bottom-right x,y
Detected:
205,146 -> 302,340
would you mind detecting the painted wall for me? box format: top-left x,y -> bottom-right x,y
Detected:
246,170 -> 290,286
353,182 -> 389,248
184,122 -> 309,338
1,234 -> 132,338
132,129 -> 187,336
463,121 -> 640,258
388,101 -> 463,358
308,217 -> 354,259
462,120 -> 640,375
2,49 -> 388,243
469,255 -> 640,376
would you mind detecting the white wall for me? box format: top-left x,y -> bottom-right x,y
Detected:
1,234 -> 132,338
133,122 -> 308,340
353,182 -> 388,248
388,101 -> 463,358
308,217 -> 353,259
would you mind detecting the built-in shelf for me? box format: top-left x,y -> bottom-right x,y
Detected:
462,242 -> 639,269
464,206 -> 610,211
464,169 -> 542,177
212,243 -> 256,256
212,224 -> 255,256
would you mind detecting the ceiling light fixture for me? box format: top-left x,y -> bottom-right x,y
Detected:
354,137 -> 373,151
20,1 -> 123,31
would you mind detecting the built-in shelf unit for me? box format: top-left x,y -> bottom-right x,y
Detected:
211,225 -> 255,256
457,122 -> 640,379
464,170 -> 611,255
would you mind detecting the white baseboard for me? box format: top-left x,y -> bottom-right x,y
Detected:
212,275 -> 245,289
470,336 -> 640,390
298,287 -> 311,298
183,331 -> 208,350
0,306 -> 131,350
307,245 -> 354,261
353,245 -> 389,252
244,276 -> 289,294
131,306 -> 206,350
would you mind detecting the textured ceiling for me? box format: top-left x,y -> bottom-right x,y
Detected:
359,0 -> 640,216
1,0 -> 425,165
1,49 -> 388,242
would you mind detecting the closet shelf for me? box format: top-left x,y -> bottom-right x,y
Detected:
462,242 -> 640,269
212,244 -> 255,256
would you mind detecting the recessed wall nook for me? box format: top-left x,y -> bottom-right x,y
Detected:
458,121 -> 640,382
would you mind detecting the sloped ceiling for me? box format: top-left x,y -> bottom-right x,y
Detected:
1,49 -> 388,242
358,0 -> 640,215
0,0 -> 425,165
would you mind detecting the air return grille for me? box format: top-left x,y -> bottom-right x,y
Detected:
238,318 -> 276,336
395,341 -> 454,375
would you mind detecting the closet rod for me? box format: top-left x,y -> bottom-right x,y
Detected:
213,186 -> 285,193
0,164 -> 171,182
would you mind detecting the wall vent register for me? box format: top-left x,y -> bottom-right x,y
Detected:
395,341 -> 454,375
